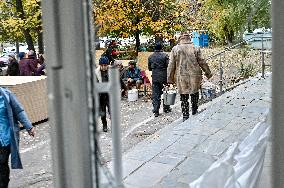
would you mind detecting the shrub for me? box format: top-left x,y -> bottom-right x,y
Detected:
238,63 -> 256,79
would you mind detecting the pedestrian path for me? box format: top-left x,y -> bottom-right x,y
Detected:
103,73 -> 271,188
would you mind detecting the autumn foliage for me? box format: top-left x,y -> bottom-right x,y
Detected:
94,0 -> 192,40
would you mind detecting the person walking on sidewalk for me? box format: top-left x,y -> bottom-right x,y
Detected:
0,87 -> 35,188
148,42 -> 171,117
95,56 -> 111,132
167,32 -> 212,121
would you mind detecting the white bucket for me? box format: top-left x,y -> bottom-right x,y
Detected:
128,89 -> 138,102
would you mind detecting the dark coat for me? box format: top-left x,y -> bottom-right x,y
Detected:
102,47 -> 117,65
120,67 -> 128,82
19,58 -> 38,76
148,51 -> 169,83
6,60 -> 20,76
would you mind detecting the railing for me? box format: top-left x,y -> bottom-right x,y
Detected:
204,36 -> 272,94
259,36 -> 272,78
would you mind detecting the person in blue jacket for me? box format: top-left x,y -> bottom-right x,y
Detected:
125,61 -> 142,90
0,87 -> 35,188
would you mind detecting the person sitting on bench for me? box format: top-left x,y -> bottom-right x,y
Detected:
125,61 -> 142,90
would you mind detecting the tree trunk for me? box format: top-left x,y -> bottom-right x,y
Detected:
23,29 -> 34,51
226,33 -> 234,47
16,41 -> 19,56
247,16 -> 253,33
224,24 -> 234,46
37,29 -> 44,54
37,1 -> 44,54
135,31 -> 140,57
94,25 -> 100,50
15,0 -> 35,51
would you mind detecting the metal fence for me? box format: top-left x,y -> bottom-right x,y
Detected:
204,36 -> 272,95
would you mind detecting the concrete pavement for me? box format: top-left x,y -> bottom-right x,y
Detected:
103,73 -> 272,188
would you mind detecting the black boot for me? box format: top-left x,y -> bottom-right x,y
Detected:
163,104 -> 172,113
183,117 -> 189,122
152,102 -> 160,117
103,124 -> 108,132
180,94 -> 190,121
191,92 -> 199,115
102,117 -> 108,132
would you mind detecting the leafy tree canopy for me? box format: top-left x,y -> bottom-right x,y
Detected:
0,0 -> 42,45
94,0 -> 192,39
194,0 -> 271,44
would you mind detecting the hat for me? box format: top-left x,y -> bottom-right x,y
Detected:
180,32 -> 191,40
154,42 -> 163,51
99,56 -> 109,65
18,52 -> 25,60
28,50 -> 35,56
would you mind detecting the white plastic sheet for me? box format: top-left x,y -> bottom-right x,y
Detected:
230,125 -> 270,188
190,143 -> 238,188
189,118 -> 270,188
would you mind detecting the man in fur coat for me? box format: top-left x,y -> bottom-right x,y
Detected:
167,32 -> 213,121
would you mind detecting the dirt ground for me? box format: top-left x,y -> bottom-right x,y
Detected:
9,94 -> 184,188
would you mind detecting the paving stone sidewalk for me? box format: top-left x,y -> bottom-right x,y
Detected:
103,73 -> 272,188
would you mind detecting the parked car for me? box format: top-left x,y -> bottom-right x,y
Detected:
0,54 -> 10,69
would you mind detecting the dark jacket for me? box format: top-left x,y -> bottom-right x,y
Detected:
102,47 -> 117,65
0,88 -> 33,169
19,58 -> 38,76
120,67 -> 128,82
6,60 -> 20,76
36,63 -> 46,76
95,67 -> 109,102
148,51 -> 169,83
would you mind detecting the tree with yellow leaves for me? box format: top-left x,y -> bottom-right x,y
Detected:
0,0 -> 43,53
94,0 -> 192,54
